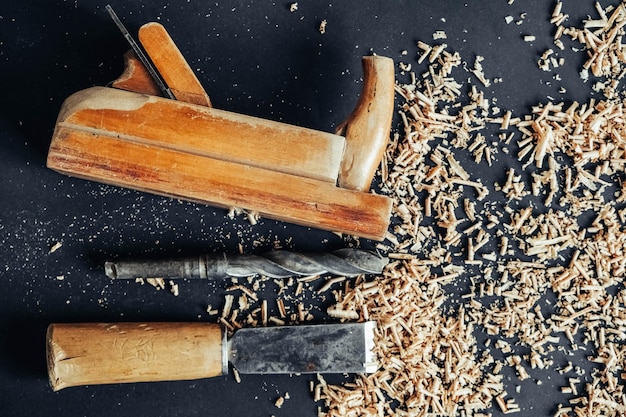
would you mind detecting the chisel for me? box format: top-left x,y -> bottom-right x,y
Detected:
46,321 -> 377,391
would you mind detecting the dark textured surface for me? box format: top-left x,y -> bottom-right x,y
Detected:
0,1 -> 607,416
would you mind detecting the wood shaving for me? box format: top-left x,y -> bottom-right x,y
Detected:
319,19 -> 327,35
49,241 -> 62,254
233,367 -> 241,383
145,277 -> 166,290
433,30 -> 447,40
169,280 -> 179,297
275,396 -> 285,408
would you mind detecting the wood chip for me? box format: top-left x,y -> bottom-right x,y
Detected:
49,241 -> 63,254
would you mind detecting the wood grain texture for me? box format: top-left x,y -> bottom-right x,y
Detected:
56,86 -> 345,183
47,119 -> 392,240
47,323 -> 224,391
138,22 -> 212,107
337,56 -> 395,192
111,50 -> 162,96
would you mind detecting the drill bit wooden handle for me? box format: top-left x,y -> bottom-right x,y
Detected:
105,248 -> 387,280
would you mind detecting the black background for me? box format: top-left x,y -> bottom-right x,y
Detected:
0,1 -> 605,416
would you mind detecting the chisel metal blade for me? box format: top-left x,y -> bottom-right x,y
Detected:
228,321 -> 377,375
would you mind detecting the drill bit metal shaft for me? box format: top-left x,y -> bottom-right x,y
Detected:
105,248 -> 387,280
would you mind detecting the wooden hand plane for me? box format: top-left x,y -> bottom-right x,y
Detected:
47,21 -> 394,240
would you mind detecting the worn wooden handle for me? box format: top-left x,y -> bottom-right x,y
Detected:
111,22 -> 211,107
111,50 -> 162,96
138,22 -> 212,107
337,56 -> 395,192
46,322 -> 225,391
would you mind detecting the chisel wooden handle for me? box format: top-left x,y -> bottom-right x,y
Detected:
46,322 -> 225,391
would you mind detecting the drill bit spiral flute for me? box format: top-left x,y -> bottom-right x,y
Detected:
105,248 -> 387,280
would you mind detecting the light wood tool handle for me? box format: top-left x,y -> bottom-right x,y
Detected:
46,322 -> 225,391
138,22 -> 212,107
337,56 -> 395,192
111,22 -> 212,107
111,50 -> 162,96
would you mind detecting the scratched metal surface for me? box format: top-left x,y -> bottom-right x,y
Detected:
0,1 -> 610,416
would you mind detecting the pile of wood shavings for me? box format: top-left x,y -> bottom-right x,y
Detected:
211,274 -> 328,333
316,259 -> 511,416
204,3 -> 626,416
552,1 -> 626,99
314,41 -> 511,417
313,6 -> 626,416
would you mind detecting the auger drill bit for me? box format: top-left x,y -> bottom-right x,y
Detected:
104,248 -> 387,280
